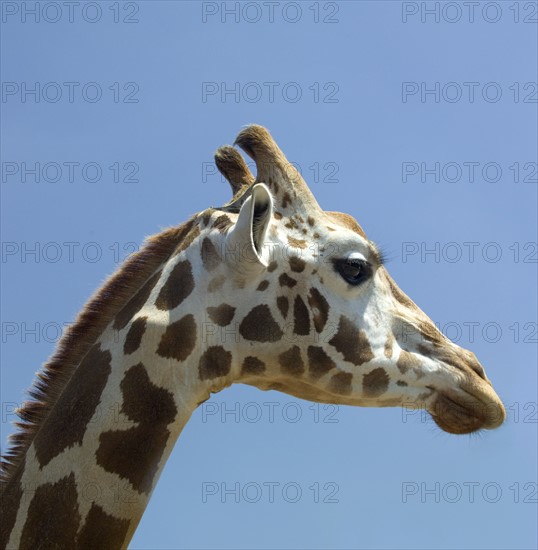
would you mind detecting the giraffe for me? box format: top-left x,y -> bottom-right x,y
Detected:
0,125 -> 505,549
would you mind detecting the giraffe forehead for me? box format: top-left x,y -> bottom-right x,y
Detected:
282,217 -> 376,263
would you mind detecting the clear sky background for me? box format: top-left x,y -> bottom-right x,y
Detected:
1,1 -> 537,549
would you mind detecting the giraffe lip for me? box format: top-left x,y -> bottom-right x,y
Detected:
427,386 -> 505,435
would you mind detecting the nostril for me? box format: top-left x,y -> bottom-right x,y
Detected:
471,363 -> 487,380
436,347 -> 489,382
465,352 -> 487,381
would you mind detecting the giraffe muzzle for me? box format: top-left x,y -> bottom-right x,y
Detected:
428,382 -> 506,434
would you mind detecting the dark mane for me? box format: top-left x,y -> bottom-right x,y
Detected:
0,217 -> 197,485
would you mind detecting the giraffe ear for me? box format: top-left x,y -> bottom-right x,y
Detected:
227,183 -> 273,268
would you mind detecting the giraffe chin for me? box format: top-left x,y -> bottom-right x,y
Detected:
428,390 -> 505,435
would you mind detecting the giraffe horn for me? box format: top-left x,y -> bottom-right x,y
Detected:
214,146 -> 255,196
234,125 -> 290,179
234,125 -> 321,210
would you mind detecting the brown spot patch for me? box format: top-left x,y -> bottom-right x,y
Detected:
307,346 -> 336,380
239,305 -> 283,342
285,219 -> 298,230
313,232 -> 320,239
34,344 -> 111,468
257,280 -> 270,291
307,287 -> 329,333
396,380 -> 408,387
124,316 -> 147,355
328,372 -> 353,395
207,303 -> 236,326
20,473 -> 80,549
113,270 -> 161,330
155,259 -> 194,311
156,314 -> 197,361
293,295 -> 310,335
277,296 -> 289,318
199,346 -> 232,380
267,261 -> 278,272
208,274 -> 226,292
121,365 -> 178,427
173,224 -> 201,256
307,216 -> 315,227
0,470 -> 23,550
289,256 -> 305,273
77,504 -> 130,549
279,273 -> 297,288
282,192 -> 292,208
363,367 -> 389,397
96,363 -> 177,494
287,236 -> 307,249
212,214 -> 233,233
329,316 -> 374,366
384,333 -> 394,359
397,350 -> 421,374
274,211 -> 283,220
199,210 -> 214,227
241,356 -> 266,376
201,237 -> 221,272
279,346 -> 305,376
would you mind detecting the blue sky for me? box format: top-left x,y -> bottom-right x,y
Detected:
1,1 -> 537,549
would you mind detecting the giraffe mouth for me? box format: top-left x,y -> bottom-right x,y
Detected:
427,385 -> 505,434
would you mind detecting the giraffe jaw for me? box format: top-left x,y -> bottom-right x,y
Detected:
427,384 -> 505,434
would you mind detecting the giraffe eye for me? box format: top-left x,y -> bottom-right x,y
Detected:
334,257 -> 371,286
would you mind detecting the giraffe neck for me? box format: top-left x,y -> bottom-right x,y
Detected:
0,218 -> 235,549
4,321 -> 206,549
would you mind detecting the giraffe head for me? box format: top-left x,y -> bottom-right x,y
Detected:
0,125 -> 507,550
193,125 -> 505,434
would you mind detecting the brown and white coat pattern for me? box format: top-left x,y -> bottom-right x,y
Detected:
0,126 -> 505,549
